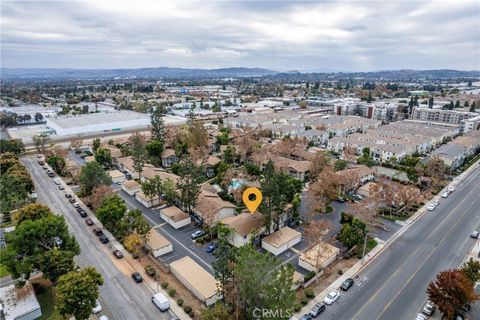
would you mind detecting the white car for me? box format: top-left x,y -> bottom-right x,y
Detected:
99,316 -> 109,320
422,300 -> 435,316
441,191 -> 449,198
323,290 -> 340,305
416,313 -> 428,320
92,300 -> 102,314
426,202 -> 438,211
448,185 -> 455,192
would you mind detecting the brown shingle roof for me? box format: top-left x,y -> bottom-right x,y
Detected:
221,212 -> 264,236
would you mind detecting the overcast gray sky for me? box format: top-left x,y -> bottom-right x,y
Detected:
1,0 -> 479,71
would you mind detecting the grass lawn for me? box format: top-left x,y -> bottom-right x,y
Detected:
35,285 -> 62,320
0,264 -> 10,278
366,239 -> 377,252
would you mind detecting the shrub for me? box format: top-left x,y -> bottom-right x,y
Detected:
161,282 -> 169,289
325,205 -> 334,213
338,269 -> 344,275
305,289 -> 315,299
184,306 -> 192,313
294,304 -> 302,312
177,299 -> 184,306
304,271 -> 316,282
301,297 -> 309,305
189,311 -> 194,318
168,289 -> 176,297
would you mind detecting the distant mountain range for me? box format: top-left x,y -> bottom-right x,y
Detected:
1,67 -> 479,80
0,67 -> 277,80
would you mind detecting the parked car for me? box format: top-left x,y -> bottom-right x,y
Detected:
416,313 -> 428,320
42,166 -> 47,170
448,185 -> 456,192
65,193 -> 73,198
92,300 -> 102,314
470,231 -> 479,239
72,202 -> 80,208
206,242 -> 218,253
79,211 -> 88,218
131,272 -> 143,283
441,191 -> 449,198
152,293 -> 170,311
47,172 -> 55,177
85,218 -> 94,226
340,278 -> 354,291
422,300 -> 435,316
93,228 -> 103,236
99,235 -> 109,244
309,302 -> 326,317
299,314 -> 312,320
58,185 -> 65,190
323,290 -> 340,305
426,202 -> 438,211
99,316 -> 109,320
191,230 -> 206,240
113,250 -> 123,259
145,265 -> 156,277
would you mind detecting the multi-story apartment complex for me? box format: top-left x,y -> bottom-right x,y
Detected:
410,107 -> 478,125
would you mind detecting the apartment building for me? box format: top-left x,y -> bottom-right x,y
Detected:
411,107 -> 478,125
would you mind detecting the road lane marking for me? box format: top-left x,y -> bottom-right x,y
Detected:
351,176 -> 480,320
375,199 -> 478,319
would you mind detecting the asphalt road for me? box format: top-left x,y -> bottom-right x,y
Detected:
22,156 -> 171,320
319,164 -> 480,320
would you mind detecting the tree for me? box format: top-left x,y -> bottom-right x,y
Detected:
34,112 -> 44,122
3,215 -> 80,281
32,135 -> 48,153
232,245 -> 296,320
309,166 -> 340,212
145,140 -> 164,166
96,195 -> 128,232
338,217 -> 367,249
88,184 -> 114,211
56,267 -> 104,320
94,147 -> 112,167
223,145 -> 236,164
455,100 -> 460,108
334,160 -> 348,171
116,209 -> 150,241
142,176 -> 163,206
36,249 -> 77,283
131,133 -> 146,179
187,121 -> 209,149
460,258 -> 480,284
123,233 -> 144,257
212,226 -> 236,292
78,161 -> 112,195
14,203 -> 53,225
92,138 -> 101,152
469,101 -> 476,112
304,220 -> 331,283
177,160 -> 201,213
428,97 -> 434,108
47,155 -> 66,174
427,269 -> 478,319
0,139 -> 25,155
357,147 -> 375,167
200,303 -> 232,320
162,178 -> 177,205
150,106 -> 166,143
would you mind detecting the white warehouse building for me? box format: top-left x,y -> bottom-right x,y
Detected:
46,111 -> 186,136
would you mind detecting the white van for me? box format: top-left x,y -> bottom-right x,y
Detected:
151,293 -> 170,311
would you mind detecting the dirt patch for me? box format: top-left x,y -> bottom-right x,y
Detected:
138,255 -> 205,317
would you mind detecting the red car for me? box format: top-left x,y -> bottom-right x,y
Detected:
85,218 -> 94,226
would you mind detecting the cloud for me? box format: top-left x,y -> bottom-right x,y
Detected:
1,0 -> 479,71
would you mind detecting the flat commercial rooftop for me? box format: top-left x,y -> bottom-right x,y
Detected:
47,111 -> 149,128
169,256 -> 219,301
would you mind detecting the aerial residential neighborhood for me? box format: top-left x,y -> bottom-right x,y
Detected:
1,1 -> 480,320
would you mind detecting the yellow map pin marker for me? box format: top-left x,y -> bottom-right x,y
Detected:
242,187 -> 262,214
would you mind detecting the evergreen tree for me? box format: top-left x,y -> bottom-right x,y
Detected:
131,134 -> 146,179
150,106 -> 166,143
177,160 -> 201,213
469,101 -> 476,112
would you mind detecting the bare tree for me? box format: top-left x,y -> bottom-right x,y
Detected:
304,220 -> 332,283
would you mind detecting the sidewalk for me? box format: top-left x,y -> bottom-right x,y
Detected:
294,159 -> 480,318
66,184 -> 190,320
294,238 -> 385,318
